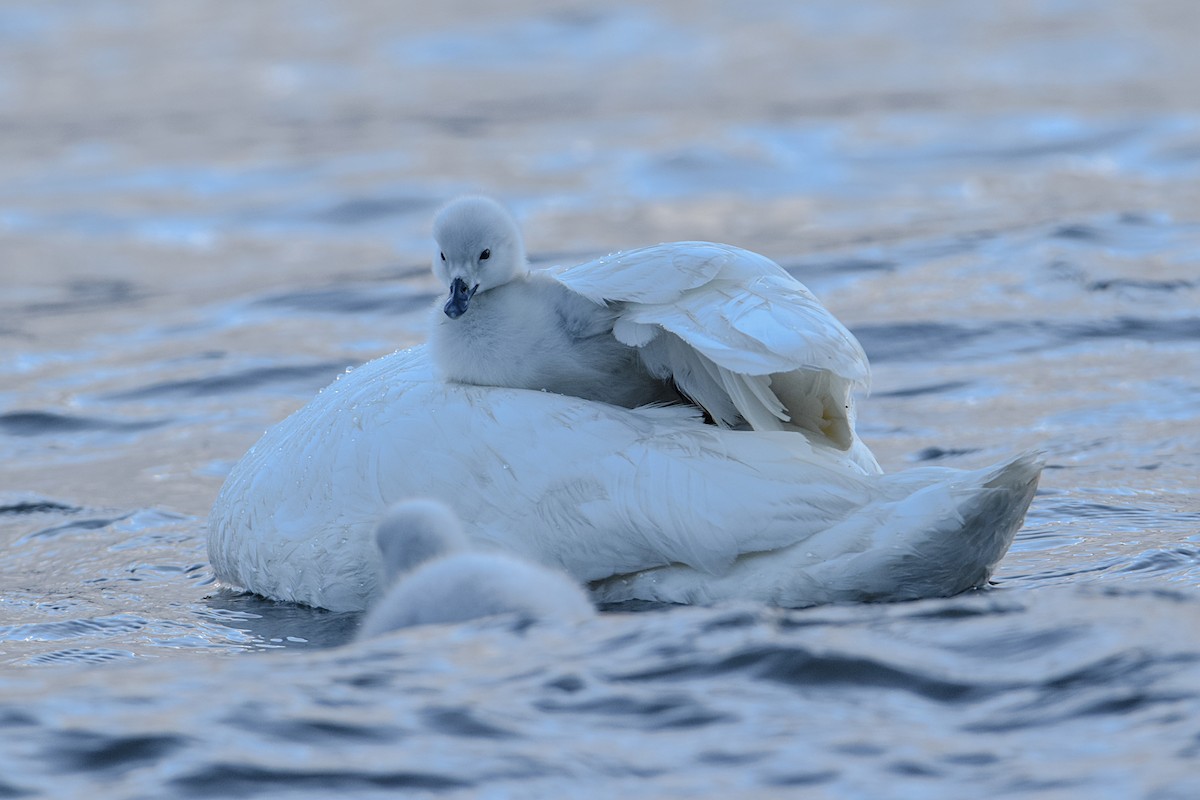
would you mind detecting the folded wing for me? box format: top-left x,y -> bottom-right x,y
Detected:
553,242 -> 874,464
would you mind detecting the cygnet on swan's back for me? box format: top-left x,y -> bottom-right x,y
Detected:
428,195 -> 878,471
357,500 -> 595,637
429,197 -> 677,411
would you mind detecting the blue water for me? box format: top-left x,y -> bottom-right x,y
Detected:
2,2 -> 1199,797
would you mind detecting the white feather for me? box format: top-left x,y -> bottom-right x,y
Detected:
428,197 -> 872,462
556,243 -> 873,456
208,346 -> 1042,613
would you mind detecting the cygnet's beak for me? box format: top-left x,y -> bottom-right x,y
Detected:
444,277 -> 478,319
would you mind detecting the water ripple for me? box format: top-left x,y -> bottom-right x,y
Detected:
0,589 -> 1193,797
0,499 -> 79,515
43,730 -> 189,775
23,648 -> 137,666
169,765 -> 470,796
20,512 -> 133,541
101,362 -> 347,401
615,645 -> 995,703
254,285 -> 434,316
856,316 -> 1200,363
0,411 -> 163,438
0,613 -> 148,643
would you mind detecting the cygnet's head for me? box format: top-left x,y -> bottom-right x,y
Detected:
432,196 -> 526,319
359,498 -> 596,638
375,499 -> 469,584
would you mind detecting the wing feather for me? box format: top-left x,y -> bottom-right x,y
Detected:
553,242 -> 873,457
551,242 -> 732,304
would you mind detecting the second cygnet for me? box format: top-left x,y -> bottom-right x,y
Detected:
358,499 -> 595,638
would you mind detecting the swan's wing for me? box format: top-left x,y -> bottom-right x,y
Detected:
553,242 -> 871,451
548,241 -> 736,305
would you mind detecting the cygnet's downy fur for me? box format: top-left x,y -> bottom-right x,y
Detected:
425,196 -> 884,470
357,499 -> 595,637
429,196 -> 677,409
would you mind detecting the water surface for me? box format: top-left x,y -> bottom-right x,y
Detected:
1,2 -> 1198,797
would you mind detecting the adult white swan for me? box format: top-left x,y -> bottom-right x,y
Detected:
208,345 -> 1041,612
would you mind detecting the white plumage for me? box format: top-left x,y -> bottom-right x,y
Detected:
208,347 -> 1041,612
428,197 -> 877,470
207,196 -> 1040,613
357,500 -> 594,636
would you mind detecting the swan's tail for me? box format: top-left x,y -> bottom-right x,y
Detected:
790,450 -> 1044,605
591,451 -> 1044,608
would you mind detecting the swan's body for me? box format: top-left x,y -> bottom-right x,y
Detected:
208,346 -> 1041,612
358,500 -> 594,636
429,197 -> 877,470
208,197 -> 1040,612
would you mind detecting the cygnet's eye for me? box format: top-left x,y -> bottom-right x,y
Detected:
440,252 -> 446,261
479,249 -> 490,261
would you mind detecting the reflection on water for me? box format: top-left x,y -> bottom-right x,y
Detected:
2,0 -> 1199,797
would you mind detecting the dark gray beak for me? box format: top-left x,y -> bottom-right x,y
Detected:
444,278 -> 478,319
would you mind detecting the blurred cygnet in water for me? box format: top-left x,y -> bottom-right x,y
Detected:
357,499 -> 595,637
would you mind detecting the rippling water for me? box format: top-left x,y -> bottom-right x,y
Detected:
2,2 -> 1199,797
